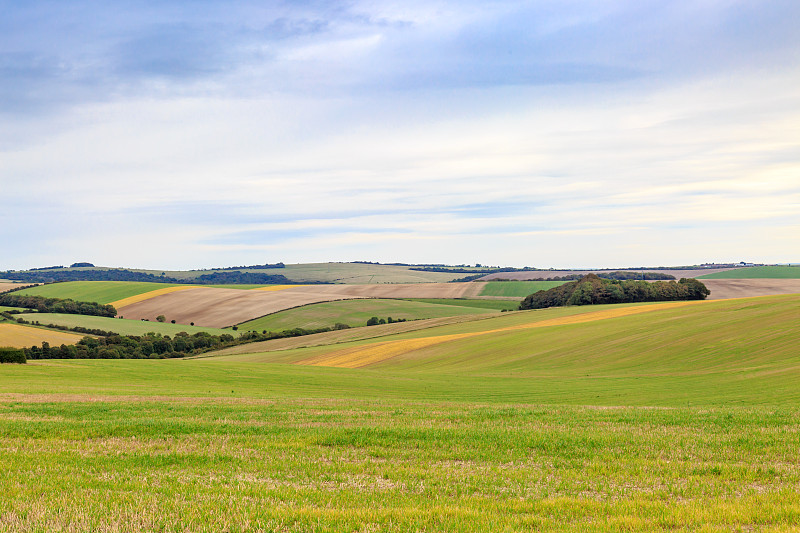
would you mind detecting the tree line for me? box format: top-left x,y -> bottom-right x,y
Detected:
21,325 -> 345,360
0,268 -> 317,285
519,274 -> 710,310
0,294 -> 116,317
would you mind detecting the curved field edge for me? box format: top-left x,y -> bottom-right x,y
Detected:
13,281 -> 182,305
16,313 -> 226,336
235,298 -> 502,332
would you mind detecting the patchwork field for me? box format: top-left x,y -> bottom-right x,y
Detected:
117,284 -> 479,327
14,281 -> 181,305
0,323 -> 85,348
236,298 -> 499,332
2,293 -> 800,530
16,313 -> 225,337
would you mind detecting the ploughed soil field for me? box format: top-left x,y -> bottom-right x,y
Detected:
702,279 -> 800,300
117,283 -> 479,327
478,268 -> 737,280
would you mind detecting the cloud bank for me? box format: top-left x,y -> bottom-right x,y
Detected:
2,0 -> 798,269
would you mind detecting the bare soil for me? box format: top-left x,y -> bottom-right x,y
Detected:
116,284 -> 475,327
701,279 -> 800,300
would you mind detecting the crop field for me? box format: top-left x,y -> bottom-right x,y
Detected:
133,263 -> 473,284
0,323 -> 85,348
16,313 -> 225,337
698,265 -> 800,279
14,281 -> 180,305
0,282 -> 32,294
2,294 -> 799,530
479,280 -> 568,297
701,279 -> 800,299
116,284 -> 478,327
236,299 -> 498,332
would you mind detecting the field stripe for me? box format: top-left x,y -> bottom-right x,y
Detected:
111,286 -> 198,309
0,324 -> 85,348
251,285 -> 308,292
296,300 -> 703,368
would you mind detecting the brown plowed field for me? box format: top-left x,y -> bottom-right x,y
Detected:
478,268 -> 737,281
116,284 -> 476,328
702,279 -> 800,300
0,282 -> 32,294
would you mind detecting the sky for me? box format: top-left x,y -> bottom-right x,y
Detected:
2,0 -> 799,270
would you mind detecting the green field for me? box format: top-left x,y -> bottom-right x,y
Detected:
0,306 -> 28,313
479,280 -> 569,297
14,281 -> 178,304
402,298 -> 519,311
2,294 -> 800,530
697,265 -> 800,279
17,313 -> 225,336
236,298 -> 498,332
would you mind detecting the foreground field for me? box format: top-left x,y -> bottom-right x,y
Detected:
2,294 -> 799,531
1,396 -> 798,532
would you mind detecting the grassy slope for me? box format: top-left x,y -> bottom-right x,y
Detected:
480,280 -> 568,297
17,313 -> 225,336
698,265 -> 800,279
13,281 -> 178,304
236,298 -> 498,331
3,294 -> 800,530
214,295 -> 800,406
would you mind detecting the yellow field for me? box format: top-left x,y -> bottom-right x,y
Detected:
296,300 -> 702,368
0,324 -> 85,348
110,286 -> 198,308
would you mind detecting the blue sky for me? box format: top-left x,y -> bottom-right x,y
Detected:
2,0 -> 798,270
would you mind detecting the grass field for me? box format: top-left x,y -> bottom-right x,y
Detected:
236,298 -> 499,332
16,313 -> 226,336
14,281 -> 179,305
478,280 -> 569,297
0,306 -> 28,313
697,265 -> 800,279
2,293 -> 799,530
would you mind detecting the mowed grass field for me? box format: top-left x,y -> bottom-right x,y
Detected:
2,294 -> 800,530
698,265 -> 800,279
236,298 -> 500,332
479,280 -> 569,297
16,313 -> 226,337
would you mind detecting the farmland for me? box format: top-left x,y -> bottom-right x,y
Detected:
236,298 -> 499,332
0,323 -> 85,348
479,280 -> 568,297
2,293 -> 800,530
16,313 -> 225,337
697,265 -> 800,279
14,281 -> 180,305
